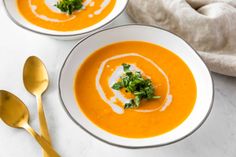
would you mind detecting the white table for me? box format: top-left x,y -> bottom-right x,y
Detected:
0,2 -> 236,157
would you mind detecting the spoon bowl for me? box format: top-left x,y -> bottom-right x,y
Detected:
0,90 -> 29,128
23,56 -> 49,96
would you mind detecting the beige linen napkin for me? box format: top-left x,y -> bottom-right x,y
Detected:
126,0 -> 236,77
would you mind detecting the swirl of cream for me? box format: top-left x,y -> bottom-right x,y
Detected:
28,0 -> 80,22
95,53 -> 172,114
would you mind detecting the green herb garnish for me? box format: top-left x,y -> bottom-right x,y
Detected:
112,63 -> 161,109
55,0 -> 83,15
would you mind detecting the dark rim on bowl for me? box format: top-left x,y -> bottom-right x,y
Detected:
2,0 -> 129,37
58,24 -> 214,149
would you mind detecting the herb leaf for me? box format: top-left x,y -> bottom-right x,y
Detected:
134,96 -> 141,107
122,63 -> 131,73
124,102 -> 133,109
112,63 -> 161,109
152,95 -> 161,99
112,82 -> 123,90
55,0 -> 83,15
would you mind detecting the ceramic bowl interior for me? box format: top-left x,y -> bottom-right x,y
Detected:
59,25 -> 214,148
3,0 -> 128,37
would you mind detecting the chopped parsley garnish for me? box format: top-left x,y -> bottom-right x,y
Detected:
55,0 -> 83,15
112,63 -> 161,109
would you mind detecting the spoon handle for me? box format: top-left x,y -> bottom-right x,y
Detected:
36,95 -> 52,157
23,124 -> 60,157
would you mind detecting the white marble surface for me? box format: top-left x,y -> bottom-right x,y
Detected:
0,2 -> 236,157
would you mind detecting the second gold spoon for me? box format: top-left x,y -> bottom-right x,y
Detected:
23,56 -> 51,157
0,90 -> 60,157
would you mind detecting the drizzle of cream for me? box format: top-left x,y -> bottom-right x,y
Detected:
82,0 -> 95,11
88,0 -> 110,18
135,96 -> 173,113
160,95 -> 173,111
88,14 -> 94,18
29,0 -> 75,22
94,0 -> 110,15
45,0 -> 61,13
95,53 -> 173,114
96,60 -> 124,115
83,0 -> 92,6
89,2 -> 95,7
90,1 -> 95,7
29,0 -> 109,21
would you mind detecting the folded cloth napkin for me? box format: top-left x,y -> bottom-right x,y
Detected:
127,0 -> 236,77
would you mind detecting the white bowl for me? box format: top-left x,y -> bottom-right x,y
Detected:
58,24 -> 214,148
2,0 -> 128,40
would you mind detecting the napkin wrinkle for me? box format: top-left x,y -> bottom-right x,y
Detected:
186,0 -> 236,9
127,0 -> 236,76
200,51 -> 236,76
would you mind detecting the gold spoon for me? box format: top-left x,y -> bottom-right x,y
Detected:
0,90 -> 60,157
23,56 -> 51,157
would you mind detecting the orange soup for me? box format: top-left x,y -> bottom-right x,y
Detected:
74,41 -> 197,138
17,0 -> 116,31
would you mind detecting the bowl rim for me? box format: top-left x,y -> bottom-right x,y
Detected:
2,0 -> 129,37
58,24 -> 214,149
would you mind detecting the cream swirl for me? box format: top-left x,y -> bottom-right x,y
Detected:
28,0 -> 109,22
95,53 -> 172,114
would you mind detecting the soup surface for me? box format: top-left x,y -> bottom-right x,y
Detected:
17,0 -> 116,31
74,41 -> 197,138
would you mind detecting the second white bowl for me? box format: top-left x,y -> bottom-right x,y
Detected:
3,0 -> 128,40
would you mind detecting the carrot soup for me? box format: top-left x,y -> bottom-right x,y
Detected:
74,41 -> 197,138
17,0 -> 116,31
